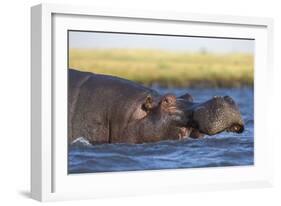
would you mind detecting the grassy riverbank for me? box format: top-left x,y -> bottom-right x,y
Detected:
69,48 -> 254,88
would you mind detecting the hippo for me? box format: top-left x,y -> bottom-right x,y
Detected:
68,69 -> 244,144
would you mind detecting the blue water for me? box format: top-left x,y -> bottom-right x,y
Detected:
68,87 -> 254,174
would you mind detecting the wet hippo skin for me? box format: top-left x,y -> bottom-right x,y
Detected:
68,69 -> 244,144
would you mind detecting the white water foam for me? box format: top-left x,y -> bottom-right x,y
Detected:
71,137 -> 92,146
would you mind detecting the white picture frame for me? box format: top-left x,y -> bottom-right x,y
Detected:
31,3 -> 274,202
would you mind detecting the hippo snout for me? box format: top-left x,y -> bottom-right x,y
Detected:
227,123 -> 244,133
191,95 -> 244,136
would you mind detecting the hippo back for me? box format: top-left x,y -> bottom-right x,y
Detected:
68,69 -> 159,144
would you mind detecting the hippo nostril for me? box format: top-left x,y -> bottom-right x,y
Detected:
224,96 -> 235,104
228,124 -> 244,133
238,125 -> 244,133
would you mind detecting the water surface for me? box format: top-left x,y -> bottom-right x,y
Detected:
68,87 -> 254,174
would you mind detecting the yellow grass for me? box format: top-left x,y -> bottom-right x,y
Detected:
69,48 -> 254,87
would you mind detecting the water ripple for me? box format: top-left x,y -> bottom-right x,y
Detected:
68,87 -> 254,174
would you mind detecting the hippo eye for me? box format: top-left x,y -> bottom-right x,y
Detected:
162,94 -> 176,106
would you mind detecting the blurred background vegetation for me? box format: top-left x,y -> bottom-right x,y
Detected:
69,48 -> 254,88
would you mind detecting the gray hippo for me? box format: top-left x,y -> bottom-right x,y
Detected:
68,69 -> 244,144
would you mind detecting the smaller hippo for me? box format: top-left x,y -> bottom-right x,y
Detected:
68,69 -> 244,144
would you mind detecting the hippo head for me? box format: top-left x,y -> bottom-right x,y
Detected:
189,95 -> 244,136
141,93 -> 244,140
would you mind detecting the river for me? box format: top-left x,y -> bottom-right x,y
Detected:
68,87 -> 254,173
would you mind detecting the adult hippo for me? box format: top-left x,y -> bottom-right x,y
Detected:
68,69 -> 244,144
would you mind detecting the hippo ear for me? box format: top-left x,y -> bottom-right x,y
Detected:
179,93 -> 194,102
142,95 -> 156,111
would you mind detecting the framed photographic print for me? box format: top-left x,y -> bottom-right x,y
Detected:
31,3 -> 274,201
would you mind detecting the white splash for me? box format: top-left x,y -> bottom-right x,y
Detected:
71,137 -> 91,146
